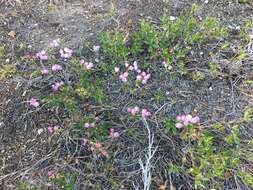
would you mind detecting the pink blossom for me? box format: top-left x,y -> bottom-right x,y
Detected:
119,72 -> 128,82
175,114 -> 200,128
137,69 -> 141,73
47,170 -> 57,178
84,122 -> 95,129
80,138 -> 88,145
47,126 -> 54,134
80,60 -> 94,70
101,150 -> 109,157
41,68 -> 49,75
127,106 -> 140,116
191,116 -> 200,124
53,125 -> 59,131
51,81 -> 64,91
136,72 -> 151,84
136,75 -> 142,81
29,98 -> 39,107
109,128 -> 120,138
36,50 -> 48,61
133,61 -> 138,71
114,67 -> 120,73
176,115 -> 182,121
93,45 -> 100,53
162,61 -> 167,66
128,65 -> 134,71
51,64 -> 63,72
141,109 -> 151,119
185,114 -> 192,121
60,48 -> 73,59
50,39 -> 60,48
95,143 -> 102,149
175,123 -> 184,129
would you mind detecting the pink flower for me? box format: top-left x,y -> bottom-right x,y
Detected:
141,109 -> 151,119
51,64 -> 63,72
80,60 -> 94,70
128,65 -> 134,71
29,98 -> 39,107
60,48 -> 73,59
176,115 -> 182,121
127,106 -> 140,116
101,150 -> 109,157
93,45 -> 100,53
80,138 -> 88,145
191,116 -> 200,124
175,123 -> 184,129
84,123 -> 95,129
51,81 -> 64,91
114,67 -> 120,73
185,114 -> 192,121
95,143 -> 102,149
136,75 -> 142,81
50,39 -> 60,48
109,128 -> 120,138
47,126 -> 54,134
41,68 -> 49,75
162,61 -> 167,66
183,120 -> 189,126
119,72 -> 128,82
136,72 -> 151,84
53,125 -> 59,131
133,61 -> 138,71
36,50 -> 48,61
175,114 -> 200,128
47,170 -> 57,178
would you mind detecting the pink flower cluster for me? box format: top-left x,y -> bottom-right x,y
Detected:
60,48 -> 73,59
175,114 -> 200,129
127,106 -> 151,119
109,128 -> 120,138
47,170 -> 57,178
119,72 -> 128,82
29,98 -> 40,107
36,50 -> 48,61
41,67 -> 49,75
51,64 -> 63,72
52,81 -> 64,91
80,60 -> 94,70
84,122 -> 95,129
50,39 -> 60,48
118,61 -> 151,84
136,71 -> 151,84
80,139 -> 109,158
47,125 -> 60,134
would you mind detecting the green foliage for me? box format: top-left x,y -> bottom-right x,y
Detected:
17,181 -> 40,190
131,20 -> 160,58
209,62 -> 218,78
187,128 -> 241,189
243,107 -> 253,123
0,46 -> 5,58
168,163 -> 180,175
240,20 -> 253,42
99,30 -> 128,65
164,119 -> 177,134
238,171 -> 253,188
0,64 -> 16,80
51,172 -> 77,190
192,71 -> 205,81
45,86 -> 78,114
